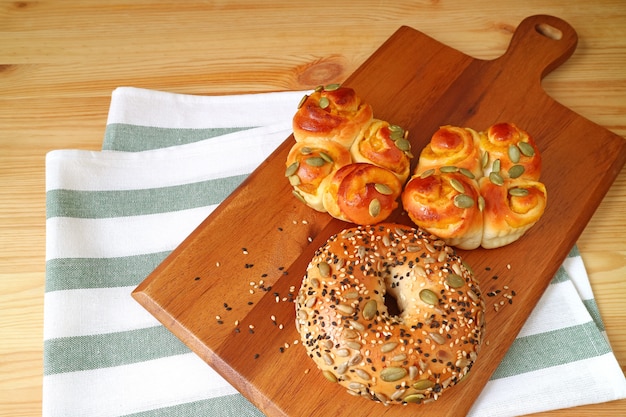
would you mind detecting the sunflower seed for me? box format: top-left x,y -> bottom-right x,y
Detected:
336,304 -> 354,315
318,261 -> 331,278
355,369 -> 371,380
362,300 -> 377,320
428,332 -> 446,345
322,353 -> 334,366
336,348 -> 350,357
336,362 -> 349,375
349,353 -> 363,366
478,195 -> 485,212
322,370 -> 337,382
380,342 -> 398,353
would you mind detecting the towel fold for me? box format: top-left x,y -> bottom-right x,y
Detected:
44,87 -> 626,417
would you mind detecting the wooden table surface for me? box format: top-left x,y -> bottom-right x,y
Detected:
1,1 -> 624,416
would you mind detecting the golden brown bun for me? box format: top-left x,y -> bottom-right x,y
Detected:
402,170 -> 484,250
415,125 -> 483,179
293,86 -> 374,148
322,163 -> 403,225
479,122 -> 542,181
295,223 -> 485,405
286,139 -> 353,211
479,177 -> 547,249
402,122 -> 546,249
350,119 -> 412,183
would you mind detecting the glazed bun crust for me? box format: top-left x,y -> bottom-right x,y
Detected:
402,171 -> 484,250
286,139 -> 353,211
415,125 -> 483,179
402,122 -> 546,249
350,119 -> 412,183
293,86 -> 374,148
322,163 -> 403,225
295,223 -> 485,406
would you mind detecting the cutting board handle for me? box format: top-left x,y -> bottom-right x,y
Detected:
500,15 -> 578,82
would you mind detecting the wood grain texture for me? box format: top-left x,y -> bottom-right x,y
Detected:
133,16 -> 626,417
1,1 -> 625,416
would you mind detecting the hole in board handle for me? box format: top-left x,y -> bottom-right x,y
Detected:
535,23 -> 563,40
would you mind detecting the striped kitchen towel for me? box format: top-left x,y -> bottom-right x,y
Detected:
44,87 -> 626,417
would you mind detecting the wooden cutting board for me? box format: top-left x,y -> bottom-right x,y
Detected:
133,15 -> 626,417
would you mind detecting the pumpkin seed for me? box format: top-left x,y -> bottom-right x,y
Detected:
288,175 -> 300,186
439,165 -> 458,173
297,94 -> 308,109
319,151 -> 333,163
395,138 -> 411,151
285,161 -> 299,177
412,379 -> 435,390
319,97 -> 330,109
517,141 -> 535,157
336,348 -> 350,357
404,394 -> 425,403
380,367 -> 408,382
305,156 -> 326,167
314,85 -> 324,92
374,183 -> 393,195
336,304 -> 354,315
489,172 -> 504,186
508,164 -> 525,178
369,198 -> 381,218
449,178 -> 465,193
509,187 -> 529,197
446,273 -> 465,288
318,261 -> 331,278
492,158 -> 501,172
508,144 -> 521,163
419,289 -> 439,305
324,83 -> 341,91
355,369 -> 371,380
323,370 -> 337,383
362,299 -> 377,320
389,124 -> 404,133
300,146 -> 313,155
380,341 -> 398,353
453,194 -> 475,209
420,168 -> 435,179
459,168 -> 475,179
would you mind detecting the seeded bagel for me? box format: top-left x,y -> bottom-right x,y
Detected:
295,223 -> 485,405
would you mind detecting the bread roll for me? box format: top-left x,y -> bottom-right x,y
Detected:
479,177 -> 547,249
323,163 -> 403,225
293,85 -> 374,148
402,170 -> 484,250
286,139 -> 353,211
350,119 -> 412,183
415,125 -> 483,179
